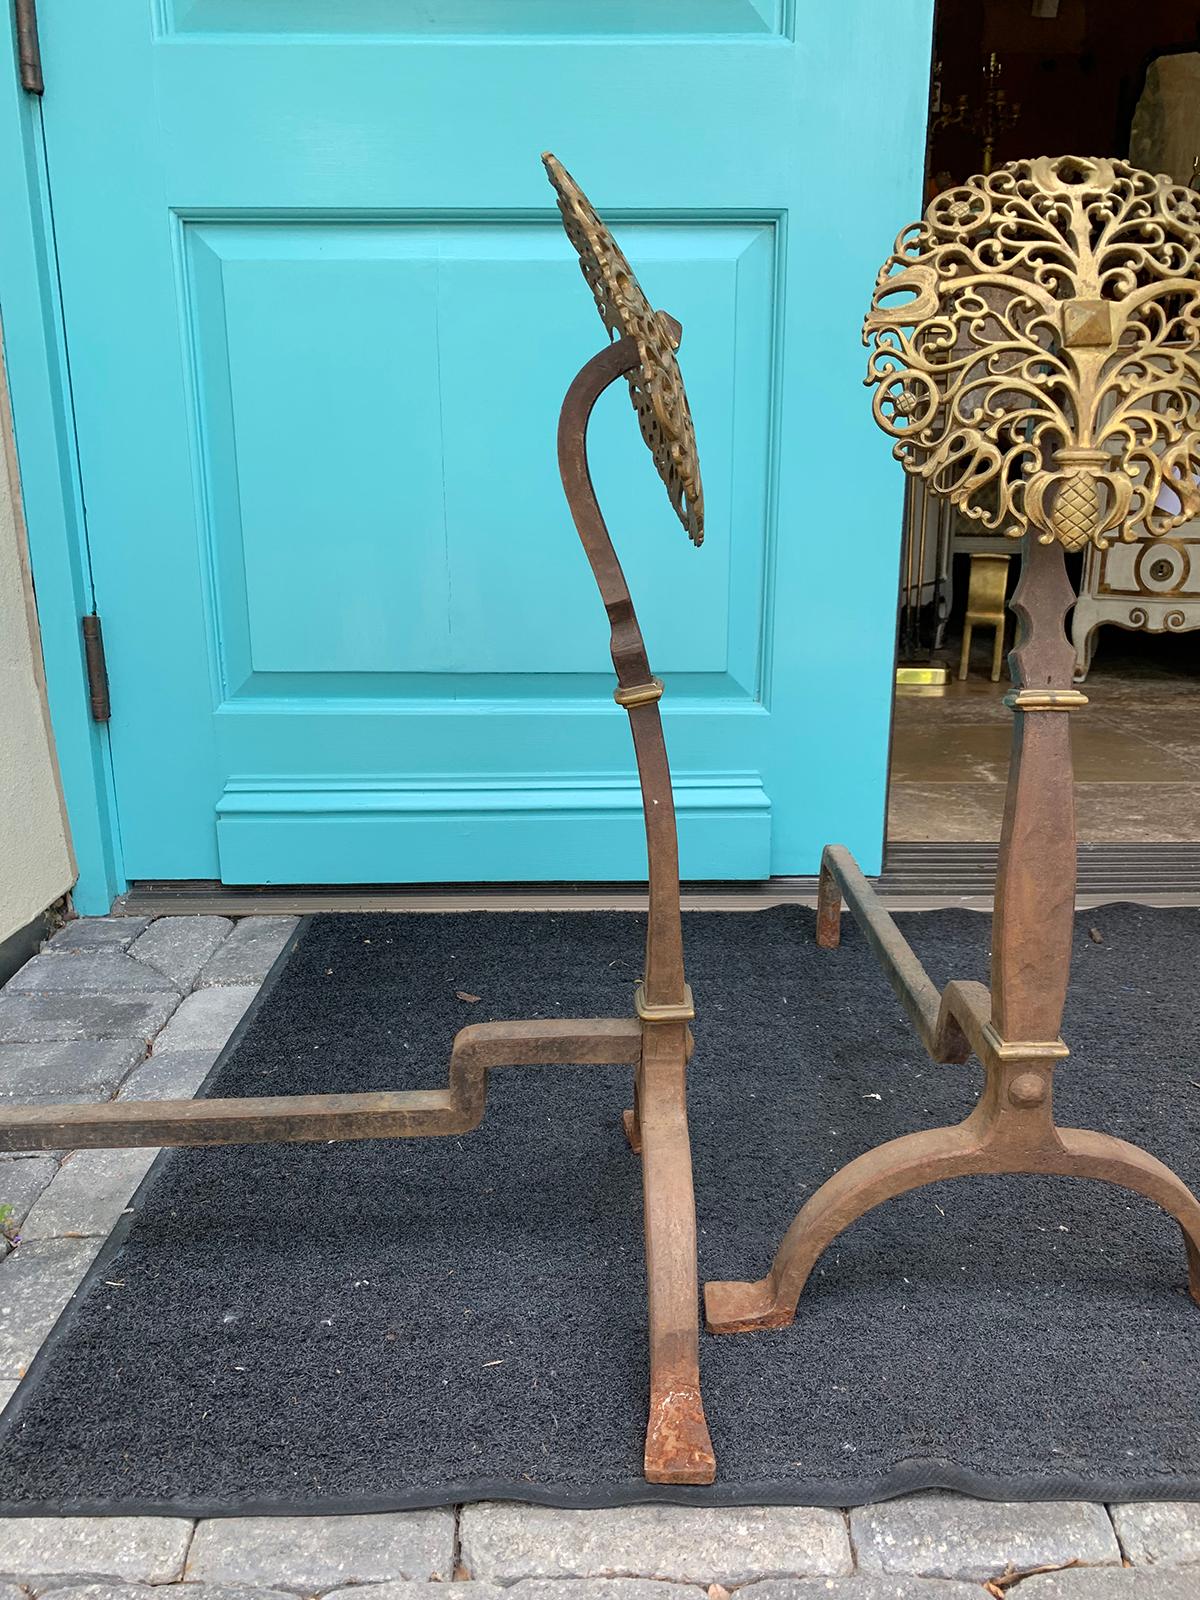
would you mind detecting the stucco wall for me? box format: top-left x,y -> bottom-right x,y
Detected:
0,344 -> 74,943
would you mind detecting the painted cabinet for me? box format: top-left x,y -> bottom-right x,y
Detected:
8,1 -> 933,901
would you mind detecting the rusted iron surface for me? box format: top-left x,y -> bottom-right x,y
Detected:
707,154 -> 1200,1339
708,528 -> 1200,1332
0,1018 -> 644,1150
550,181 -> 713,1480
0,156 -> 715,1486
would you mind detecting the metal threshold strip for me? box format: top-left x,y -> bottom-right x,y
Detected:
116,842 -> 1200,916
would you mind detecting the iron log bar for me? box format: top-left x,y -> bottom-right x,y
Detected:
816,843 -> 949,1057
0,1017 -> 644,1152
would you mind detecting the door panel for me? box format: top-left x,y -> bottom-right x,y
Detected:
34,1 -> 933,884
162,1 -> 787,38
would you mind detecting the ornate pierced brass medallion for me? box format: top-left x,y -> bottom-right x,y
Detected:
707,156 -> 1200,1340
865,154 -> 1200,551
543,152 -> 704,545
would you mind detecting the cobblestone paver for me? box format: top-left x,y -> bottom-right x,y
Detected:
6,952 -> 179,997
151,986 -> 259,1054
47,918 -> 150,953
1014,1570 -> 1199,1596
197,916 -> 299,988
851,1496 -> 1120,1583
0,912 -> 1193,1596
20,1147 -> 156,1241
127,915 -> 234,991
47,1587 -> 294,1600
185,1511 -> 456,1589
1110,1500 -> 1200,1566
0,1156 -> 60,1244
0,1513 -> 192,1584
0,1042 -> 145,1105
0,992 -> 177,1046
460,1504 -> 851,1585
0,1238 -> 102,1376
116,1047 -> 221,1101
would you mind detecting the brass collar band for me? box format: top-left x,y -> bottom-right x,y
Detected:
1003,689 -> 1089,713
635,981 -> 695,1024
981,1021 -> 1070,1061
614,679 -> 664,708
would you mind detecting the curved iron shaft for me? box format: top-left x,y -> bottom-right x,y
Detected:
707,537 -> 1200,1334
556,327 -> 713,1483
557,328 -> 689,1015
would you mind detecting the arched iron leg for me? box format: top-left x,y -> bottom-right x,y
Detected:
706,1118 -> 1200,1333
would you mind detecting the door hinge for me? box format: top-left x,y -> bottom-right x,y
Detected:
13,0 -> 42,94
81,614 -> 111,722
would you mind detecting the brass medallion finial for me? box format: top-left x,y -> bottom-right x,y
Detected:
864,154 -> 1200,550
543,152 -> 704,546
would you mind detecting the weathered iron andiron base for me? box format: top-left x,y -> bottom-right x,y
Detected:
0,158 -> 718,1486
706,535 -> 1200,1335
709,153 -> 1200,1339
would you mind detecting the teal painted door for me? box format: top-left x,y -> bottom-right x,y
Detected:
32,1 -> 931,887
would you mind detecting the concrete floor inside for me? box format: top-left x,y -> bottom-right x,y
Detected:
889,629 -> 1200,844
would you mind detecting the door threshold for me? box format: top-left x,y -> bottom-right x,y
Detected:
114,842 -> 1200,916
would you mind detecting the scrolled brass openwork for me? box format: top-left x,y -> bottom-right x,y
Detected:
864,155 -> 1200,550
543,152 -> 704,546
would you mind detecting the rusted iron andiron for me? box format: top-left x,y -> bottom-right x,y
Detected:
0,154 -> 716,1486
707,154 -> 1200,1335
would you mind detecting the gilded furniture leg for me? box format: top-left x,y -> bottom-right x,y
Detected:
957,617 -> 973,681
958,552 -> 1011,682
706,537 -> 1200,1335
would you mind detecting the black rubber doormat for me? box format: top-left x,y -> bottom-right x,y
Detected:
1,903 -> 1199,1514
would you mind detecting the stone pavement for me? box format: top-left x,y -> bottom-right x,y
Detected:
0,913 -> 1195,1596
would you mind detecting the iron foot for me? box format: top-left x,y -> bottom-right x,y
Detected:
704,1275 -> 792,1333
643,1381 -> 716,1484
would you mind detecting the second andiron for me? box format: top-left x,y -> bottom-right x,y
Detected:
707,154 -> 1200,1335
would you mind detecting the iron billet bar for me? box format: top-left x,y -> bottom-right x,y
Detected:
817,843 -> 946,1056
0,1089 -> 463,1151
0,1016 -> 645,1153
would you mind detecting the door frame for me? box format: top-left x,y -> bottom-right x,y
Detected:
0,16 -> 124,914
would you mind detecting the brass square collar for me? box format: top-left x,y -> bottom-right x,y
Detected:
635,982 -> 696,1024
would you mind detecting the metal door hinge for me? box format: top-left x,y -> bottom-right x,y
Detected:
81,615 -> 111,722
14,0 -> 42,94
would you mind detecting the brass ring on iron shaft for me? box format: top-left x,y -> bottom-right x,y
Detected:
614,679 -> 664,708
981,1022 -> 1070,1060
1003,689 -> 1089,712
634,981 -> 695,1023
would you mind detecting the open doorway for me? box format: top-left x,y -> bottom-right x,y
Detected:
888,1 -> 1200,849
